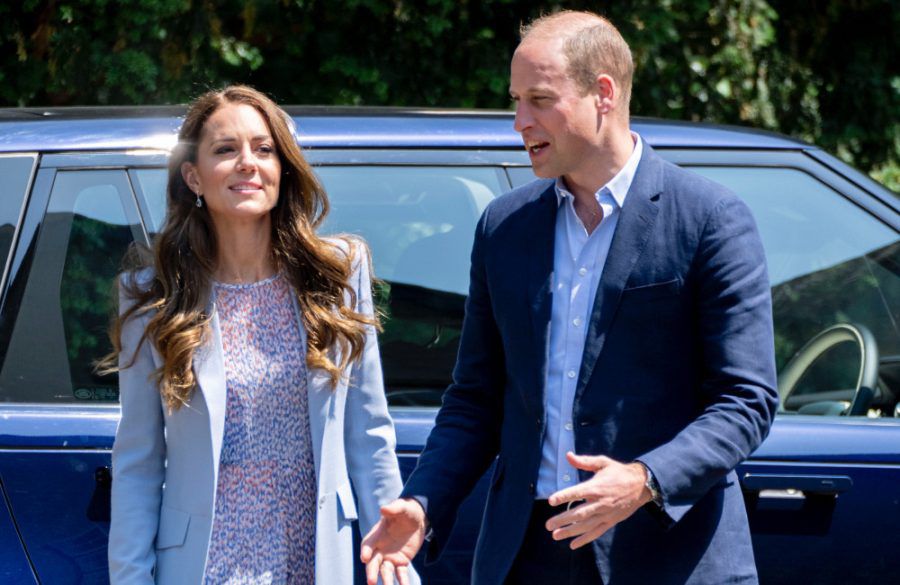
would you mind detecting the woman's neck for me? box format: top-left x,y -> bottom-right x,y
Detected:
212,219 -> 277,284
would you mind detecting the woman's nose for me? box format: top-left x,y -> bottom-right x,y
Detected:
236,144 -> 257,172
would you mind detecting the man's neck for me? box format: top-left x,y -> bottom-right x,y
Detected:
562,127 -> 634,204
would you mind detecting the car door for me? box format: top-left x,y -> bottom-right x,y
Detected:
665,149 -> 900,585
0,153 -> 41,584
0,152 -> 156,585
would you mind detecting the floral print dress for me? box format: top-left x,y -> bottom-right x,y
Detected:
203,274 -> 317,585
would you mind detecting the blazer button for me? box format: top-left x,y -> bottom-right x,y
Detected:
319,495 -> 326,509
535,418 -> 541,428
529,482 -> 535,494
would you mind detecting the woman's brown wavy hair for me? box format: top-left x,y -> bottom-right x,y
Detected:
101,85 -> 377,411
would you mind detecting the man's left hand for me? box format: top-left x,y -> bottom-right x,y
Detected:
546,452 -> 653,549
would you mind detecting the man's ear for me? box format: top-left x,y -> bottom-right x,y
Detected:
595,74 -> 616,115
181,161 -> 200,194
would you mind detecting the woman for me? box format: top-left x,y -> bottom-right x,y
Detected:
105,85 -> 417,585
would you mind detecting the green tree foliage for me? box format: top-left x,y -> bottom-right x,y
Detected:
1,0 -> 897,189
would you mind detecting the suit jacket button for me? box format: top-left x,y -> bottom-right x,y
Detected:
529,482 -> 535,494
535,418 -> 541,428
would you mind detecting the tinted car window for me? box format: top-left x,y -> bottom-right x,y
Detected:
132,167 -> 168,234
137,165 -> 506,407
690,166 -> 900,415
507,166 -> 537,189
0,155 -> 37,283
317,166 -> 504,406
0,170 -> 142,403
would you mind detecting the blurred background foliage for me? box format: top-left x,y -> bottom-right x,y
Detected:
1,0 -> 897,190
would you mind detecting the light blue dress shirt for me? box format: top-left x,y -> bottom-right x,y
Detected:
536,133 -> 643,499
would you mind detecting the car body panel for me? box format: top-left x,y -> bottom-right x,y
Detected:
0,481 -> 37,585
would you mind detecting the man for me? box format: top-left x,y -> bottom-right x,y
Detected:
362,10 -> 777,585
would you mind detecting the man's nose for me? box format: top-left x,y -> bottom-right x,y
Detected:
513,102 -> 532,133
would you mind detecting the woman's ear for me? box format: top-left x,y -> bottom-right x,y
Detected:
181,161 -> 200,194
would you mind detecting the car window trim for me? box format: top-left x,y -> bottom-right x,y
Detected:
301,148 -> 530,166
0,153 -> 39,302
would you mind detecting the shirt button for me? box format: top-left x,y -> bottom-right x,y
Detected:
563,474 -> 571,482
567,370 -> 576,379
579,267 -> 588,276
572,318 -> 581,327
564,422 -> 573,431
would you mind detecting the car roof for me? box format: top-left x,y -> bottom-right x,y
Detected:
0,105 -> 809,153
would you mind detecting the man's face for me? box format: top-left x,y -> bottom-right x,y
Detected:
509,38 -> 601,180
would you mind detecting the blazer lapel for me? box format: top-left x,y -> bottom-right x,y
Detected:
575,144 -> 664,403
291,294 -> 326,486
193,305 -> 228,479
525,184 -> 559,415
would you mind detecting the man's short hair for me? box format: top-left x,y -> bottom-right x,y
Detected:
520,11 -> 634,108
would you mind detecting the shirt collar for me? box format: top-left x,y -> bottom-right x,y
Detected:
554,131 -> 643,209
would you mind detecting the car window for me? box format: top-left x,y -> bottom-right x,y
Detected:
0,155 -> 37,285
690,166 -> 900,417
0,170 -> 143,403
319,166 -> 505,407
136,165 -> 506,408
507,166 -> 538,189
132,167 -> 168,234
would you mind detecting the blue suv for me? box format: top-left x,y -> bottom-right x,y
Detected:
0,107 -> 898,584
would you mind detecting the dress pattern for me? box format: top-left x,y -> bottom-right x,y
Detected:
203,273 -> 317,585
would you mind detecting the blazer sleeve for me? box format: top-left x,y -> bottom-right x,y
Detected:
342,241 -> 421,584
637,194 -> 778,525
108,278 -> 166,585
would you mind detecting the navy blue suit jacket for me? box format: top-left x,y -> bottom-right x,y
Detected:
402,143 -> 778,585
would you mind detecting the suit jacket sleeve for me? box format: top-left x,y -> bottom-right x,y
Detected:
637,194 -> 778,525
109,276 -> 165,585
400,209 -> 506,561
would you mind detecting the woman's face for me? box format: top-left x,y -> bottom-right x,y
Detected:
182,102 -> 282,231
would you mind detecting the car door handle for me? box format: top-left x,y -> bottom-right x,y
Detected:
742,473 -> 851,535
742,473 -> 852,496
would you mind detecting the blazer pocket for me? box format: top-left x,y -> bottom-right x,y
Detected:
156,506 -> 191,550
621,278 -> 681,302
336,482 -> 358,522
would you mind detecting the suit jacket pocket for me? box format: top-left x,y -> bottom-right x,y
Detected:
156,505 -> 191,550
621,278 -> 681,302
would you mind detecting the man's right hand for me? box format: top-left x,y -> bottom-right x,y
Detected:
361,497 -> 427,585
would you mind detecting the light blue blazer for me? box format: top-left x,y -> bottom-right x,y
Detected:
109,243 -> 417,585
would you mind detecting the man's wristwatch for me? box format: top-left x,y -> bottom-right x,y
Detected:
638,462 -> 663,506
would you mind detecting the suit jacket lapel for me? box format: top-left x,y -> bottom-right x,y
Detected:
525,184 -> 558,416
575,144 -> 665,403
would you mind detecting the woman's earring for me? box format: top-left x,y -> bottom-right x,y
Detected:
195,193 -> 203,208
